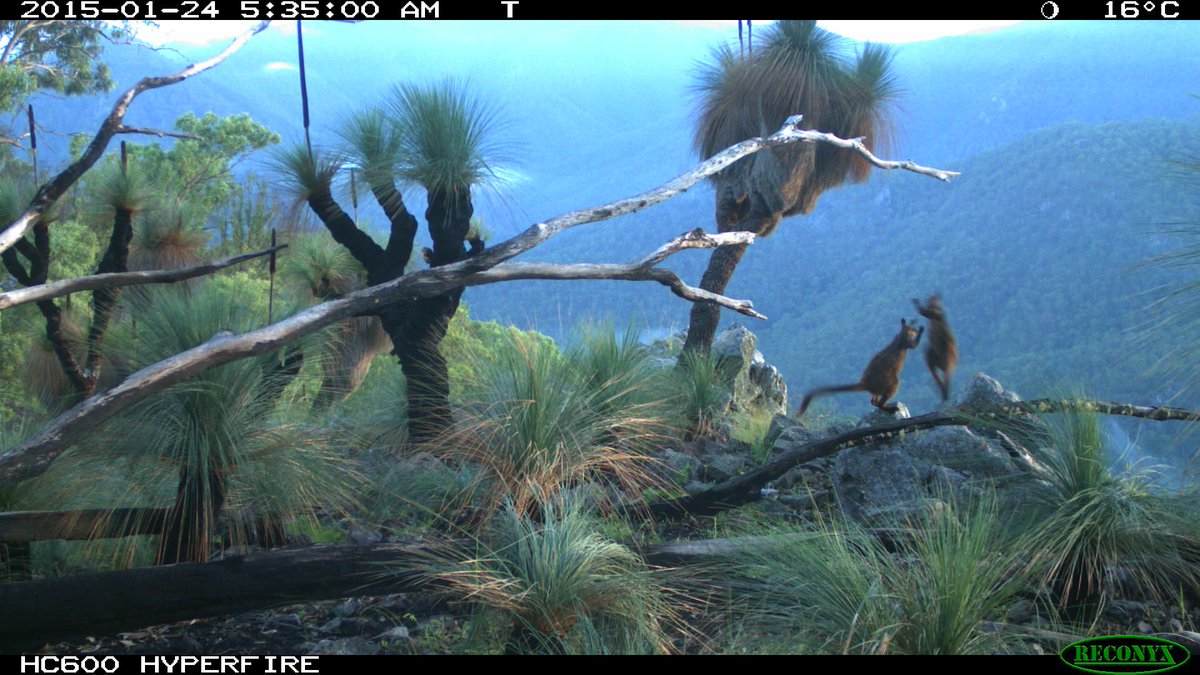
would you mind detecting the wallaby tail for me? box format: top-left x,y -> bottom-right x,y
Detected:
797,383 -> 866,416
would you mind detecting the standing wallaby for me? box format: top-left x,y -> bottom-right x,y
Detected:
912,293 -> 958,401
798,318 -> 924,416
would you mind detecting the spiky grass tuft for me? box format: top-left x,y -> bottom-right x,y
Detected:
715,493 -> 1031,654
444,332 -> 667,522
665,350 -> 735,439
270,144 -> 345,203
280,232 -> 365,299
965,402 -> 1200,609
1025,409 -> 1200,607
71,281 -> 365,563
388,78 -> 508,196
421,496 -> 677,654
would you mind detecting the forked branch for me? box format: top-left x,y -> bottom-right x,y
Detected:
467,229 -> 765,319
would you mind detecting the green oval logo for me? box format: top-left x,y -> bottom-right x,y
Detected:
1060,635 -> 1191,675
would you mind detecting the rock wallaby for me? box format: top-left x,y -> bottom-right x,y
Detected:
912,293 -> 958,401
797,318 -> 924,416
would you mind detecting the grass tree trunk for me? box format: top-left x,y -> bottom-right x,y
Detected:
82,206 -> 135,397
392,295 -> 459,444
304,172 -> 474,445
393,188 -> 472,445
682,240 -> 750,354
157,465 -> 227,565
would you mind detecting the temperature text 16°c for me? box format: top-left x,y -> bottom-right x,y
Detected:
1104,0 -> 1182,17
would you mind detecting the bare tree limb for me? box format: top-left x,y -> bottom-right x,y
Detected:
799,130 -> 960,181
114,125 -> 202,141
0,117 -> 958,487
466,229 -> 765,319
998,398 -> 1200,422
0,245 -> 287,311
0,508 -> 167,542
644,398 -> 1200,520
0,21 -> 271,256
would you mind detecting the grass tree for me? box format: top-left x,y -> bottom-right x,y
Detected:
117,281 -> 350,564
130,200 -> 209,272
683,21 -> 901,355
2,160 -> 146,405
277,79 -> 504,444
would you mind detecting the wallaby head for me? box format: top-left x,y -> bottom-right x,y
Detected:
913,293 -> 946,320
898,317 -> 924,351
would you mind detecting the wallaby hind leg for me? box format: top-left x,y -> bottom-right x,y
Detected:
870,393 -> 898,413
927,360 -> 949,401
876,380 -> 902,413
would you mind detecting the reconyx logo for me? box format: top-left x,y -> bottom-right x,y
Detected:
1060,636 -> 1190,675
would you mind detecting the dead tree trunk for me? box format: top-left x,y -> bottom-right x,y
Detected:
0,542 -> 436,652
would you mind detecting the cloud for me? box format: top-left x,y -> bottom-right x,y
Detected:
819,20 -> 1025,44
265,62 -> 298,72
133,20 -> 305,47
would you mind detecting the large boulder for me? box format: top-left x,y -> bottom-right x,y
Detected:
833,420 -> 1053,525
859,402 -> 911,426
765,373 -> 1052,525
653,449 -> 703,488
749,352 -> 789,416
952,372 -> 1022,409
711,323 -> 788,416
645,330 -> 687,371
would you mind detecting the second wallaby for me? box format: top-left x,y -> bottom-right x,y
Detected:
912,293 -> 958,401
798,318 -> 924,416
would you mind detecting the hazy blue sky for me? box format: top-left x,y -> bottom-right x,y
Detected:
138,20 -> 1027,47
